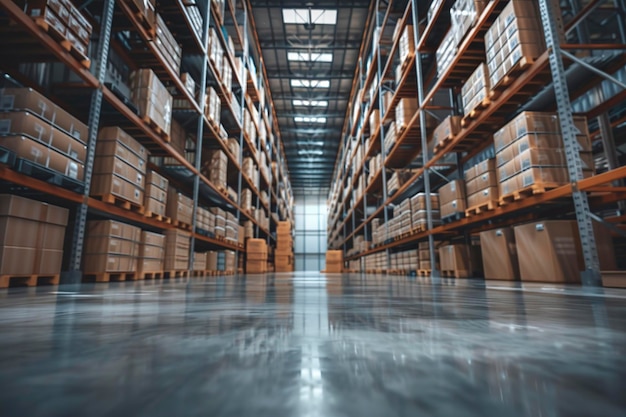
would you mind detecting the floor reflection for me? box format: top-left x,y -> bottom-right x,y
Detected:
0,273 -> 625,416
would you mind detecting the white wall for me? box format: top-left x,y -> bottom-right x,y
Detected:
294,189 -> 328,271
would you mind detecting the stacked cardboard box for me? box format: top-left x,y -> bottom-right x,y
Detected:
193,252 -> 206,272
479,228 -> 519,280
155,14 -> 182,74
439,179 -> 466,218
168,119 -> 186,156
84,220 -> 141,273
138,231 -> 165,275
431,115 -> 461,152
276,221 -> 294,272
418,241 -> 441,271
130,69 -> 173,136
243,220 -> 254,239
450,0 -> 486,46
221,52 -> 233,94
436,29 -> 457,77
399,25 -> 415,68
183,3 -> 203,41
461,63 -> 490,116
25,0 -> 93,59
195,207 -> 215,233
326,250 -> 343,273
205,86 -> 221,127
428,0 -> 445,23
494,112 -> 593,198
211,207 -> 226,237
464,159 -> 498,211
227,138 -> 241,162
166,188 -> 193,226
439,244 -> 471,277
411,192 -> 441,230
202,149 -> 228,190
224,250 -> 236,272
247,238 -> 267,273
144,170 -> 168,216
383,122 -> 397,152
206,251 -> 218,272
164,229 -> 190,271
225,211 -> 238,245
0,88 -> 88,181
93,127 -> 147,207
0,195 -> 68,278
129,0 -> 156,30
485,0 -> 545,88
396,98 -> 418,131
209,28 -> 224,77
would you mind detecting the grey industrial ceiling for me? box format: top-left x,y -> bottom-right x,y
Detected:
250,0 -> 371,189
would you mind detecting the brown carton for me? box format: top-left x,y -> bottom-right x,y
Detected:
84,237 -> 139,257
83,254 -> 137,273
145,198 -> 166,216
439,179 -> 466,205
438,244 -> 471,277
91,174 -> 144,205
0,246 -> 37,275
467,187 -> 498,208
0,88 -> 88,141
440,199 -> 466,218
145,183 -> 167,202
466,171 -> 498,196
37,249 -> 63,275
94,140 -> 146,174
0,111 -> 87,162
26,0 -> 70,23
93,156 -> 144,188
146,170 -> 168,190
97,127 -> 148,164
0,135 -> 84,180
86,220 -> 141,242
480,228 -> 520,280
432,115 -> 461,147
206,251 -> 218,271
514,221 -> 583,283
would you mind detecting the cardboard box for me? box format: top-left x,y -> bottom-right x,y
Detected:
514,221 -> 583,283
138,258 -> 163,272
84,236 -> 139,257
467,187 -> 498,208
396,98 -> 418,130
91,174 -> 143,205
0,88 -> 88,141
146,170 -> 168,190
0,246 -> 37,275
432,115 -> 462,147
93,155 -> 144,188
37,249 -> 63,275
0,135 -> 84,180
166,189 -> 193,224
86,219 -> 141,242
246,260 -> 266,274
0,111 -> 87,162
206,251 -> 218,271
438,244 -> 471,277
439,179 -> 466,205
83,254 -> 137,273
145,198 -> 166,216
464,158 -> 496,182
95,131 -> 147,172
26,0 -> 70,23
440,199 -> 466,218
466,171 -> 498,196
480,228 -> 520,280
145,183 -> 167,203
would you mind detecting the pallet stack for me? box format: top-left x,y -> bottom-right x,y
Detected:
464,159 -> 498,215
164,229 -> 190,274
326,250 -> 343,273
410,193 -> 441,231
203,150 -> 228,191
431,115 -> 461,153
130,69 -> 173,136
275,221 -> 294,272
439,179 -> 467,220
495,112 -> 594,201
83,220 -> 141,281
0,88 -> 88,183
138,231 -> 165,279
485,0 -> 545,88
461,63 -> 490,118
155,14 -> 182,74
0,194 -> 68,288
144,170 -> 168,218
166,187 -> 193,228
93,127 -> 148,208
246,238 -> 267,274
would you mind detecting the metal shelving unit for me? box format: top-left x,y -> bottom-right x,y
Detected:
327,0 -> 626,285
0,0 -> 294,281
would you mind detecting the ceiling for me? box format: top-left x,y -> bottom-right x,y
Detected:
249,0 -> 371,189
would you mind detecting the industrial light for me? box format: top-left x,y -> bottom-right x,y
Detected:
282,9 -> 337,25
291,79 -> 330,88
298,149 -> 325,155
294,116 -> 326,123
293,99 -> 328,107
288,52 -> 333,63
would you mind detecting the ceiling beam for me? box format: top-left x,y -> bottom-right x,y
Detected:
265,70 -> 355,79
250,0 -> 370,7
259,41 -> 362,50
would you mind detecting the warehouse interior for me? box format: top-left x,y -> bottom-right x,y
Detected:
0,0 -> 626,415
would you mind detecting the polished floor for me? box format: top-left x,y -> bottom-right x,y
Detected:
1,272 -> 625,417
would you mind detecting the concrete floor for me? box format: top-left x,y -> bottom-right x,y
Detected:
0,272 -> 625,417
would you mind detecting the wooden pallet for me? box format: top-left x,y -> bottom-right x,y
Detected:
34,17 -> 66,42
491,55 -> 536,91
441,269 -> 470,279
83,272 -> 136,283
60,39 -> 91,69
172,220 -> 192,230
164,270 -> 190,279
121,0 -> 157,37
0,273 -> 59,288
441,211 -> 466,224
465,200 -> 498,217
93,194 -> 144,213
191,270 -> 206,277
144,211 -> 171,223
433,135 -> 454,154
417,269 -> 431,277
461,97 -> 491,127
142,116 -> 171,142
138,271 -> 164,280
499,183 -> 559,206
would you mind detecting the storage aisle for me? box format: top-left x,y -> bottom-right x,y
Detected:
1,274 -> 625,416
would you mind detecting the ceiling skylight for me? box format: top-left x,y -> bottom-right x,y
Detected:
287,52 -> 333,63
291,79 -> 330,88
293,99 -> 328,107
282,9 -> 338,25
294,116 -> 327,123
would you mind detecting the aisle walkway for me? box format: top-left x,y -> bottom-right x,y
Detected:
1,273 -> 625,417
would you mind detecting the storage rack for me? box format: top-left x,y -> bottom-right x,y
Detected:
327,0 -> 626,284
0,0 -> 294,283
